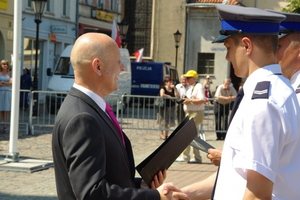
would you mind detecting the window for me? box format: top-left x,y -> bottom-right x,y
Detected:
197,53 -> 215,74
105,0 -> 111,10
125,0 -> 152,57
27,0 -> 32,8
62,0 -> 70,17
97,0 -> 104,8
45,1 -> 54,13
111,0 -> 116,11
23,37 -> 44,90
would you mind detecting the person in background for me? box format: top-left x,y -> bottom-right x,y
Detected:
175,75 -> 188,124
174,75 -> 189,163
20,68 -> 32,110
176,70 -> 206,163
213,78 -> 236,140
203,75 -> 213,104
52,33 -> 189,200
0,59 -> 12,134
157,77 -> 176,140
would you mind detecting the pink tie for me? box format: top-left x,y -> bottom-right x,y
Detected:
105,102 -> 125,147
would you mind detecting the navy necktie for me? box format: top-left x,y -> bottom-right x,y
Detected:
211,88 -> 244,199
228,88 -> 244,127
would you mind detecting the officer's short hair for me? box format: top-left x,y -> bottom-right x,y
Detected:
232,34 -> 278,54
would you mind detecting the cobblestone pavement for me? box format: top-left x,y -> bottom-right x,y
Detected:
0,126 -> 223,199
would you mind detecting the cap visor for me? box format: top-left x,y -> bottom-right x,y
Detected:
212,35 -> 232,43
278,33 -> 287,39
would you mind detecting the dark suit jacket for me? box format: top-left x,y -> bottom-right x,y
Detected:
52,87 -> 160,200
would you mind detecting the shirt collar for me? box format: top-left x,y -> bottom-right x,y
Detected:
73,83 -> 106,112
290,69 -> 300,91
243,64 -> 282,96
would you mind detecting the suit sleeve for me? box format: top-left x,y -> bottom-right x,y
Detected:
62,112 -> 160,200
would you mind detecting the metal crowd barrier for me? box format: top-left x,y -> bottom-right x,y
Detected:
118,95 -> 181,131
1,89 -> 233,138
118,95 -> 234,141
0,89 -> 30,135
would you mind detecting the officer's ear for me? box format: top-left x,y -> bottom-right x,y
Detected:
297,42 -> 300,60
241,37 -> 253,55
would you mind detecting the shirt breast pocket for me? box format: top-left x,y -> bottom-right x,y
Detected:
227,125 -> 244,158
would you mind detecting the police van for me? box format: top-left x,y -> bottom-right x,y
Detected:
131,62 -> 178,96
46,45 -> 131,113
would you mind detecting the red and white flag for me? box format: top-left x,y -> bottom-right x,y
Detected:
111,20 -> 121,48
133,48 -> 144,62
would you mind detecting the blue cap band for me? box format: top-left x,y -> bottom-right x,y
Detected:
280,21 -> 300,32
221,20 -> 280,34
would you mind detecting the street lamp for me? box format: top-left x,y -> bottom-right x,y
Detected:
173,30 -> 182,69
32,0 -> 47,116
118,19 -> 129,48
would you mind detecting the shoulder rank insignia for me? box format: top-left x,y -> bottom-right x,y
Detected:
296,84 -> 300,94
251,81 -> 270,99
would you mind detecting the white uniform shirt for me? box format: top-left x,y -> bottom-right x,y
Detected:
214,64 -> 300,200
183,82 -> 206,111
290,69 -> 300,104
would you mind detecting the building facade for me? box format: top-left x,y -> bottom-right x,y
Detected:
21,0 -> 123,91
184,0 -> 288,91
22,0 -> 77,91
124,0 -> 288,91
125,0 -> 186,74
1,0 -> 290,93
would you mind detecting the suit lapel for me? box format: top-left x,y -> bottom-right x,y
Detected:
68,87 -> 132,168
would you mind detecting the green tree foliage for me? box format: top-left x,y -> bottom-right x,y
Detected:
282,0 -> 300,13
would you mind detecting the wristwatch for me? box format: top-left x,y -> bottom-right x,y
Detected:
190,99 -> 193,104
1,81 -> 4,85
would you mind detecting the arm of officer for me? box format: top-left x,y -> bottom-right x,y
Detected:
243,170 -> 273,200
163,172 -> 217,200
157,183 -> 191,200
181,172 -> 217,200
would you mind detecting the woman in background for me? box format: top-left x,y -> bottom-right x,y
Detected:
157,77 -> 176,140
0,60 -> 12,133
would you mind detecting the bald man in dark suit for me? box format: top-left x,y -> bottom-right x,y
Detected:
52,33 -> 189,200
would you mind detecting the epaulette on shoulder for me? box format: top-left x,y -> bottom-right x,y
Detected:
251,81 -> 270,99
296,84 -> 300,94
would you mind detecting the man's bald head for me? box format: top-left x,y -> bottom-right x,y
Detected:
70,33 -> 118,71
70,33 -> 123,97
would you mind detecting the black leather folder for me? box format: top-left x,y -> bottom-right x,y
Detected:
136,116 -> 197,188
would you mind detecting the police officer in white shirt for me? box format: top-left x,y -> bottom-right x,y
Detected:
267,10 -> 300,103
174,5 -> 300,200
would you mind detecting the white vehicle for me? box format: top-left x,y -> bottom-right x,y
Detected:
46,45 -> 131,113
